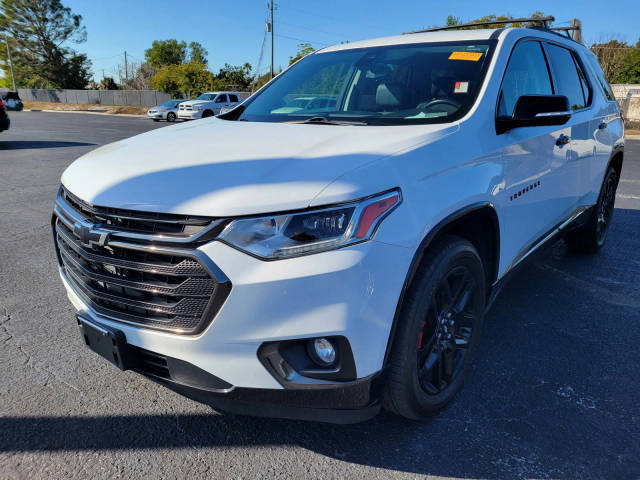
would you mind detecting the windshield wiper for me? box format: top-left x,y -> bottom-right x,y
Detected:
288,116 -> 368,126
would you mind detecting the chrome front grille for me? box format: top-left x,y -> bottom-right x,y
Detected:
61,187 -> 214,238
53,188 -> 231,334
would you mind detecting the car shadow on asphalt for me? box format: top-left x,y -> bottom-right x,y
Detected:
1,208 -> 638,479
0,140 -> 96,150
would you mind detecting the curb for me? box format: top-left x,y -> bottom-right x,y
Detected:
626,134 -> 640,140
23,109 -> 147,118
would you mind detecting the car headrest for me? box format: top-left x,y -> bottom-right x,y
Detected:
376,83 -> 404,108
431,75 -> 455,98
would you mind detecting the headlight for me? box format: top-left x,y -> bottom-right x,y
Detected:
219,190 -> 401,259
195,106 -> 203,111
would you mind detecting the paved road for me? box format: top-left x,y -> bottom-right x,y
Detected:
1,112 -> 639,479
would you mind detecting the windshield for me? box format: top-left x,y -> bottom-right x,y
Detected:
239,41 -> 494,125
197,93 -> 216,101
162,100 -> 179,107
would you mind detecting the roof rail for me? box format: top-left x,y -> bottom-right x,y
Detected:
405,16 -> 555,34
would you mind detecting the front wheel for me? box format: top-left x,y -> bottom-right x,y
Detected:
565,166 -> 618,253
384,235 -> 486,420
166,112 -> 176,122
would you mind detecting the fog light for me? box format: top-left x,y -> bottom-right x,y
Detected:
310,338 -> 336,366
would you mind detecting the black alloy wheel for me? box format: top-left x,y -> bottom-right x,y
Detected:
416,265 -> 478,396
384,235 -> 486,419
595,171 -> 617,246
565,166 -> 618,253
167,112 -> 176,122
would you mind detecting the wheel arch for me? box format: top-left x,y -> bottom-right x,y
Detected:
382,202 -> 500,366
608,145 -> 624,184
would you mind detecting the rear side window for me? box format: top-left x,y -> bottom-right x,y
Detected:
499,41 -> 552,117
229,94 -> 239,102
544,43 -> 587,110
584,53 -> 616,101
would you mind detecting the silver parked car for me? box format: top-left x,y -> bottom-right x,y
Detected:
146,99 -> 185,122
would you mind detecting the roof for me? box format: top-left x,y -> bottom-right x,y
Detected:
321,30 -> 497,53
319,27 -> 586,53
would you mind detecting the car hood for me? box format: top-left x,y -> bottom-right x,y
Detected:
61,118 -> 456,217
179,100 -> 207,106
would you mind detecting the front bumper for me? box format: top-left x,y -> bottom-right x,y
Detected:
61,239 -> 411,388
146,111 -> 165,119
178,110 -> 202,120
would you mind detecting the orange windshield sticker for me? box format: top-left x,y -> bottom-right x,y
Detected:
449,51 -> 484,61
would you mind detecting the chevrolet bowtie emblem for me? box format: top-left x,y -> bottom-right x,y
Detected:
73,221 -> 110,248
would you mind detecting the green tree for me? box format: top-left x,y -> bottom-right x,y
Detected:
99,76 -> 118,90
616,42 -> 640,83
150,62 -> 215,98
145,39 -> 209,68
189,41 -> 208,65
215,62 -> 252,90
145,39 -> 188,67
0,0 -> 92,88
591,39 -> 634,83
288,42 -> 315,65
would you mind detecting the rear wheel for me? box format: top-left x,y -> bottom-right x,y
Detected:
384,235 -> 486,419
167,112 -> 176,122
565,166 -> 618,253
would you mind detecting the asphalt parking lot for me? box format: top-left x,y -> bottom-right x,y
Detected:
1,111 -> 639,479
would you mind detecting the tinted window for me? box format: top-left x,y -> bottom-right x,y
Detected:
585,53 -> 616,101
238,41 -> 494,125
545,43 -> 586,110
229,94 -> 239,102
499,41 -> 552,117
216,94 -> 228,103
574,56 -> 591,106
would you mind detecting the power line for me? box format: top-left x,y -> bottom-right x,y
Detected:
280,3 -> 387,30
276,18 -> 346,38
275,33 -> 331,46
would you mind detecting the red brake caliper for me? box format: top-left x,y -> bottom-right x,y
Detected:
418,320 -> 426,349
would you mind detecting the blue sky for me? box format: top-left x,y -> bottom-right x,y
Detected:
17,0 -> 640,81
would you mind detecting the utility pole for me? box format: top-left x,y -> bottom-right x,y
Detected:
270,1 -> 274,79
4,35 -> 17,91
125,50 -> 129,81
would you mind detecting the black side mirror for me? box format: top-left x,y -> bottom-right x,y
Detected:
496,95 -> 571,134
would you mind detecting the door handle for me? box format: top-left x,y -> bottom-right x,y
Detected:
556,134 -> 570,146
598,122 -> 608,130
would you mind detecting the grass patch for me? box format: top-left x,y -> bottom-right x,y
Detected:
23,101 -> 149,116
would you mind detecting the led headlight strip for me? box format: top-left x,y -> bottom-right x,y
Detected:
219,189 -> 401,259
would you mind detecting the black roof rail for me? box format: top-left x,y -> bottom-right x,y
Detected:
405,16 -> 555,34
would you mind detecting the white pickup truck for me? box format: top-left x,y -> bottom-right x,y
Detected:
178,91 -> 243,120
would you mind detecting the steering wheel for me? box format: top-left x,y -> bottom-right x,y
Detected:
417,98 -> 461,113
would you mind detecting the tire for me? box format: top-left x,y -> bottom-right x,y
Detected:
166,112 -> 176,122
384,235 -> 486,420
202,110 -> 214,118
564,166 -> 618,254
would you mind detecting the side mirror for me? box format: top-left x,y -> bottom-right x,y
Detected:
496,95 -> 571,134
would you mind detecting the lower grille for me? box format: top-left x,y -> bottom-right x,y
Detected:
54,216 -> 230,334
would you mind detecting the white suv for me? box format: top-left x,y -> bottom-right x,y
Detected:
178,91 -> 242,120
53,27 -> 624,423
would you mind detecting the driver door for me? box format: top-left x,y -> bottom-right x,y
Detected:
496,40 -> 575,265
